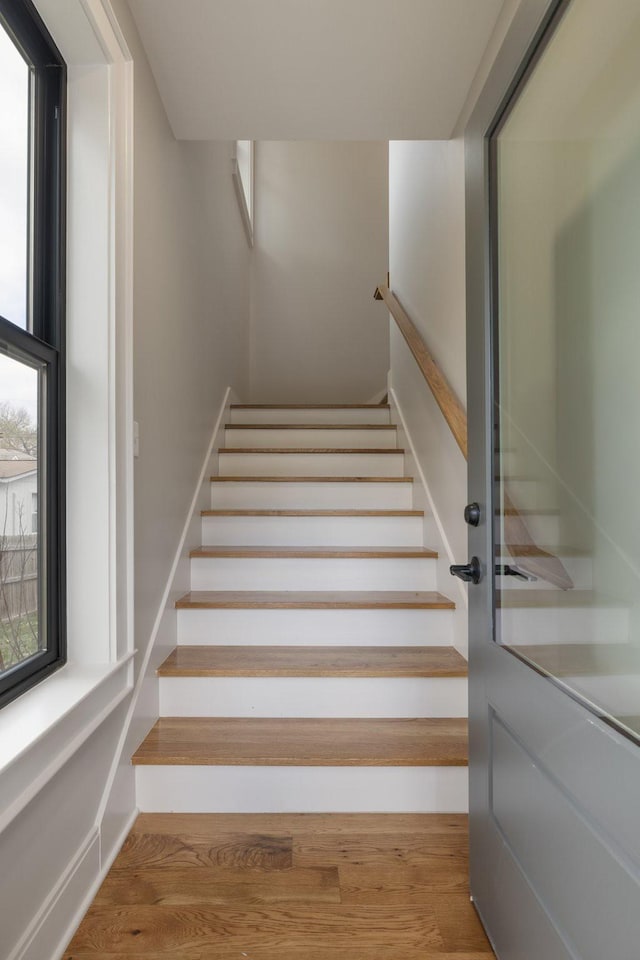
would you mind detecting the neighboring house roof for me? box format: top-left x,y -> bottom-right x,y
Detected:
0,447 -> 37,480
0,445 -> 36,459
0,460 -> 38,480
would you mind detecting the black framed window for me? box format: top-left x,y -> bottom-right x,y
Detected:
0,0 -> 65,708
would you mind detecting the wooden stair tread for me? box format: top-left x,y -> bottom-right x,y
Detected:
210,476 -> 413,483
231,404 -> 391,410
499,544 -> 587,558
158,645 -> 468,678
175,590 -> 455,610
190,545 -> 438,559
202,509 -> 424,517
498,589 -> 610,608
225,423 -> 397,430
496,507 -> 560,516
507,642 -> 640,677
220,448 -> 405,454
131,718 -> 468,767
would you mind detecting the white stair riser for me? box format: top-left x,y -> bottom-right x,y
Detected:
229,408 -> 391,425
135,765 -> 468,813
210,481 -> 413,510
516,514 -> 561,543
177,608 -> 454,646
499,605 -> 629,645
497,555 -> 593,591
190,556 -> 436,591
202,514 -> 424,547
219,451 -> 405,478
159,677 -> 468,718
225,427 -> 398,449
502,478 -> 556,511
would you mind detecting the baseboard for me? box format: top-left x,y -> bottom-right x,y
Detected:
9,805 -> 136,960
95,386 -> 234,826
389,384 -> 468,656
26,809 -> 138,960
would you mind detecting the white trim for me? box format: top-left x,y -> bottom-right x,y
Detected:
78,0 -> 132,62
96,387 -> 233,824
390,385 -> 466,608
8,805 -> 138,960
0,657 -> 133,835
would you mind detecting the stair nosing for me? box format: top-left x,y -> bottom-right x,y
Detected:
201,509 -> 424,517
230,404 -> 391,410
158,645 -> 468,678
189,545 -> 438,559
175,590 -> 455,610
225,423 -> 397,430
131,717 -> 468,767
210,476 -> 414,483
220,448 -> 405,454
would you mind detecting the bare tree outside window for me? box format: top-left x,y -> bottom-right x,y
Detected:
0,398 -> 39,674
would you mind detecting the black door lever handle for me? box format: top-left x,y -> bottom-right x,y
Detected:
450,557 -> 482,584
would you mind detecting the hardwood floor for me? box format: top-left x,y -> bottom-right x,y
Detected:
63,814 -> 494,959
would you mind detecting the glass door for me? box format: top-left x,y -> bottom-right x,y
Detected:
493,0 -> 640,745
465,1 -> 640,957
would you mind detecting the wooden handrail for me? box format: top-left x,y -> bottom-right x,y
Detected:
375,284 -> 467,459
375,282 -> 573,590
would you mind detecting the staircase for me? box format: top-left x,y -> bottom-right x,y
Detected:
133,402 -> 468,813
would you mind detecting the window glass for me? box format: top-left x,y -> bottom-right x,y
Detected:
0,23 -> 29,329
494,0 -> 640,742
0,351 -> 40,675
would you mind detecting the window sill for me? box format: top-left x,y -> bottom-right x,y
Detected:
0,654 -> 134,834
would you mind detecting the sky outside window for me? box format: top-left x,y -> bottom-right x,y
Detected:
0,22 -> 29,331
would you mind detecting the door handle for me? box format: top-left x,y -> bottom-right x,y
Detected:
450,556 -> 482,584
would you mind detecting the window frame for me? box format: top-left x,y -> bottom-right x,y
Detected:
0,0 -> 66,709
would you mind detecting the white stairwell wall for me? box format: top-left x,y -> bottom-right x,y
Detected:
389,139 -> 470,655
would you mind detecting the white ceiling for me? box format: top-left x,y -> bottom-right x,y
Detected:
127,0 -> 505,140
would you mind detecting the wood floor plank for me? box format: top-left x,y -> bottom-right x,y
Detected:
113,831 -> 293,870
95,865 -> 340,906
63,814 -> 494,959
432,894 -> 494,953
293,832 -> 469,867
338,861 -> 470,900
66,904 -> 445,954
189,545 -> 437,558
131,718 -> 468,767
175,590 -> 456,610
157,645 -> 468,678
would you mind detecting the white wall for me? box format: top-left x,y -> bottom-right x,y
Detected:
0,0 -> 251,956
388,140 -> 468,650
250,141 -> 389,403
